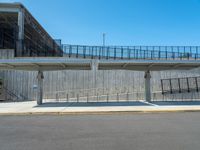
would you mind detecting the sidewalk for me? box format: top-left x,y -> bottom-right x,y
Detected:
1,101 -> 200,115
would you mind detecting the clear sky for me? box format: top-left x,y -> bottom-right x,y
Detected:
1,0 -> 200,46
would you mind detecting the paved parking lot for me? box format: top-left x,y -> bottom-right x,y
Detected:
0,112 -> 200,150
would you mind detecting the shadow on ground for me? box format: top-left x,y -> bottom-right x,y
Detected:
35,101 -> 151,107
34,101 -> 200,107
151,101 -> 200,106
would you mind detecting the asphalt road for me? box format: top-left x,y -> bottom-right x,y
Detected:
0,112 -> 200,150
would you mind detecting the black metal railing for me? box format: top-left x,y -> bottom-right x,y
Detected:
62,45 -> 200,60
161,76 -> 200,94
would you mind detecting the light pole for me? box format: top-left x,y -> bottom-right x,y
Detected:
103,33 -> 106,46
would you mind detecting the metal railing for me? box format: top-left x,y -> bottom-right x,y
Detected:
44,86 -> 143,102
62,45 -> 200,60
43,86 -> 200,103
2,86 -> 27,101
161,76 -> 200,94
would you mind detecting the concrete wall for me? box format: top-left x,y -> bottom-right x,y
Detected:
0,49 -> 200,101
0,49 -> 14,59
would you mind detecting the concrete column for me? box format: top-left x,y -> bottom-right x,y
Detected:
144,70 -> 151,102
17,9 -> 24,56
92,59 -> 99,88
37,71 -> 44,105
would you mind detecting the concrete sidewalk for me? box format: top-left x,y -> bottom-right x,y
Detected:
1,101 -> 200,115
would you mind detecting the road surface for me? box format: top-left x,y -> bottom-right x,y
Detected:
0,112 -> 200,150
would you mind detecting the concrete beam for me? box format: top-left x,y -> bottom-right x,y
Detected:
37,71 -> 44,105
144,70 -> 151,102
0,7 -> 20,13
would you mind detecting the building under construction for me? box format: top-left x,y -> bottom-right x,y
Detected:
0,3 -> 62,57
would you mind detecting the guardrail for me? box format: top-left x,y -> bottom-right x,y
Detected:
62,45 -> 200,60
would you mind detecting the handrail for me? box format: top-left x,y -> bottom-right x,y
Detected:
3,87 -> 20,101
161,76 -> 200,94
2,86 -> 27,101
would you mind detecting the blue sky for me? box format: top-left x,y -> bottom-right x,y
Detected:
1,0 -> 200,46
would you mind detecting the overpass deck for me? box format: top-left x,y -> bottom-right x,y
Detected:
0,58 -> 200,71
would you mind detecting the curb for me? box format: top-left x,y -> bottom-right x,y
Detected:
1,109 -> 200,116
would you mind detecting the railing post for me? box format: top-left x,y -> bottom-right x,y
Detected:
121,47 -> 123,59
99,47 -> 101,59
169,79 -> 172,94
161,79 -> 164,94
83,46 -> 86,58
128,47 -> 131,59
178,78 -> 181,93
56,93 -> 59,102
87,93 -> 89,102
152,46 -> 156,59
195,77 -> 198,92
184,46 -> 186,59
106,47 -> 109,59
114,47 -> 116,59
66,93 -> 69,102
187,78 -> 190,92
133,46 -> 136,59
77,93 -> 79,102
127,92 -> 129,101
76,45 -> 79,58
91,47 -> 94,59
97,93 -> 99,102
69,45 -> 72,58
117,93 -> 119,102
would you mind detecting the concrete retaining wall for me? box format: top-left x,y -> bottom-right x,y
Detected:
0,49 -> 200,101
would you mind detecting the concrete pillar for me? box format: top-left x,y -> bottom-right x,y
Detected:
37,71 -> 44,105
144,70 -> 151,102
92,59 -> 99,90
17,9 -> 24,56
